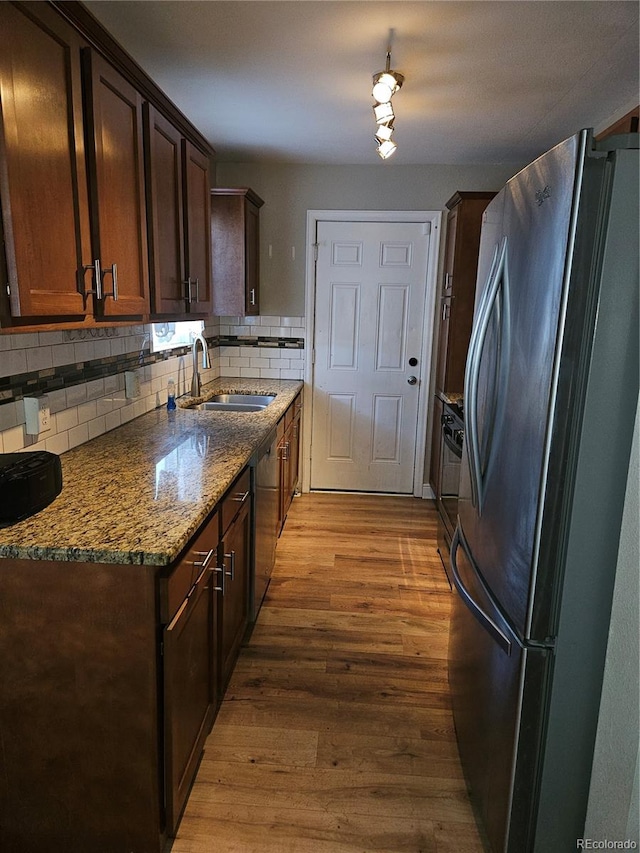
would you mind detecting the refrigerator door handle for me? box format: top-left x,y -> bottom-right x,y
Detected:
451,526 -> 513,656
464,236 -> 509,511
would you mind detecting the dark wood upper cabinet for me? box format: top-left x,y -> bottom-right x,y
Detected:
0,1 -> 92,324
0,0 -> 215,332
435,191 -> 496,396
83,49 -> 150,318
140,105 -> 213,318
144,104 -> 186,316
211,188 -> 264,316
183,141 -> 212,314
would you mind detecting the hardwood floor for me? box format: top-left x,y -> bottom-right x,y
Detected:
171,493 -> 488,853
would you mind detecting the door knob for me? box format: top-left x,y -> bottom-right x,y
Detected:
407,376 -> 418,386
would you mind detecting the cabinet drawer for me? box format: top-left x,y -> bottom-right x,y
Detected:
284,392 -> 303,429
161,510 -> 219,623
221,468 -> 251,535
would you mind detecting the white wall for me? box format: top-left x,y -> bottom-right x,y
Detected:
585,401 -> 640,844
215,161 -> 524,316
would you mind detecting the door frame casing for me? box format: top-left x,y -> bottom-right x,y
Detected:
303,209 -> 443,497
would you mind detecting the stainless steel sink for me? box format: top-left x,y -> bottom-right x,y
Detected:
190,393 -> 275,412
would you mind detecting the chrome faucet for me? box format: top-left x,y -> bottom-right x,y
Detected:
190,332 -> 211,398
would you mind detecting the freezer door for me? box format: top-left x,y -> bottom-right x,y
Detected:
459,132 -> 586,639
449,527 -> 551,853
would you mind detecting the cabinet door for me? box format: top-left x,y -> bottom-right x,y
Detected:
435,207 -> 458,393
244,198 -> 260,315
183,140 -> 211,314
211,188 -> 263,316
219,496 -> 250,691
276,420 -> 287,535
436,194 -> 494,396
0,2 -> 91,321
163,563 -> 215,834
144,104 -> 186,316
288,404 -> 301,503
429,396 -> 444,498
83,50 -> 149,317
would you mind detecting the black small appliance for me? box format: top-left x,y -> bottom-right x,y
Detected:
0,451 -> 63,524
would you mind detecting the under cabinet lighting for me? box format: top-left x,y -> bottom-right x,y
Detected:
151,320 -> 204,354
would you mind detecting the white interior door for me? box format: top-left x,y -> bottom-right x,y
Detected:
310,219 -> 431,493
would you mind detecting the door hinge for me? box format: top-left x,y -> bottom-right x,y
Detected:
313,242 -> 319,262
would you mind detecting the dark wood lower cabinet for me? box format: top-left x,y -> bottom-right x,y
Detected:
0,468 -> 254,852
219,475 -> 251,692
277,391 -> 302,534
0,558 -> 162,853
162,511 -> 219,836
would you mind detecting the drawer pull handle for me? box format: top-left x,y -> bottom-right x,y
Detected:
193,548 -> 216,571
224,550 -> 236,581
81,259 -> 102,301
232,490 -> 250,504
212,564 -> 226,595
102,262 -> 118,301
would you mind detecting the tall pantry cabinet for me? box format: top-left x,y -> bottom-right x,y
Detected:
429,192 -> 495,501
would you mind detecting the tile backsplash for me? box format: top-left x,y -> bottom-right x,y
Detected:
0,316 -> 304,455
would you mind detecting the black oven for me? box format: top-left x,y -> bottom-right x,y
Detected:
442,402 -> 464,459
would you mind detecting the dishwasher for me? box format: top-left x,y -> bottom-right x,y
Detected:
252,427 -> 278,620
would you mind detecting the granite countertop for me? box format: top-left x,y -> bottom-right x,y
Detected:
0,378 -> 302,567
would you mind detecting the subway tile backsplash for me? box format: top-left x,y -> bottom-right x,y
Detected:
0,316 -> 305,455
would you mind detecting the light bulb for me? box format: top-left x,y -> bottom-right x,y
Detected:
377,139 -> 397,159
374,123 -> 394,143
373,102 -> 394,124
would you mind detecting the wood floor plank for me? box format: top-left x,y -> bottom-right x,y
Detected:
315,731 -> 463,777
325,650 -> 450,686
189,763 -> 478,824
247,622 -> 406,655
403,633 -> 452,661
258,605 -> 450,637
172,804 -> 439,853
204,724 -> 319,767
214,695 -> 440,739
225,669 -> 453,710
172,492 -> 487,853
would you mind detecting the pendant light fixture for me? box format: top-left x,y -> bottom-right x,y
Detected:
371,50 -> 403,160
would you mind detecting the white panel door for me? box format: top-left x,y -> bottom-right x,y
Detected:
311,220 -> 430,492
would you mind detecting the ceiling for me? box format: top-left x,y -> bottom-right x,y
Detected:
84,1 -> 639,166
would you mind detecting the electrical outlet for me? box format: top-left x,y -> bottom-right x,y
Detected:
125,370 -> 141,399
24,396 -> 51,436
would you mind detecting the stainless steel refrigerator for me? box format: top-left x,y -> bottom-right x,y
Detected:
448,129 -> 639,852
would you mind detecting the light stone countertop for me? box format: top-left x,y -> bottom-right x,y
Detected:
0,378 -> 302,567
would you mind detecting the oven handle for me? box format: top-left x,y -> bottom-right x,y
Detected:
443,428 -> 463,458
